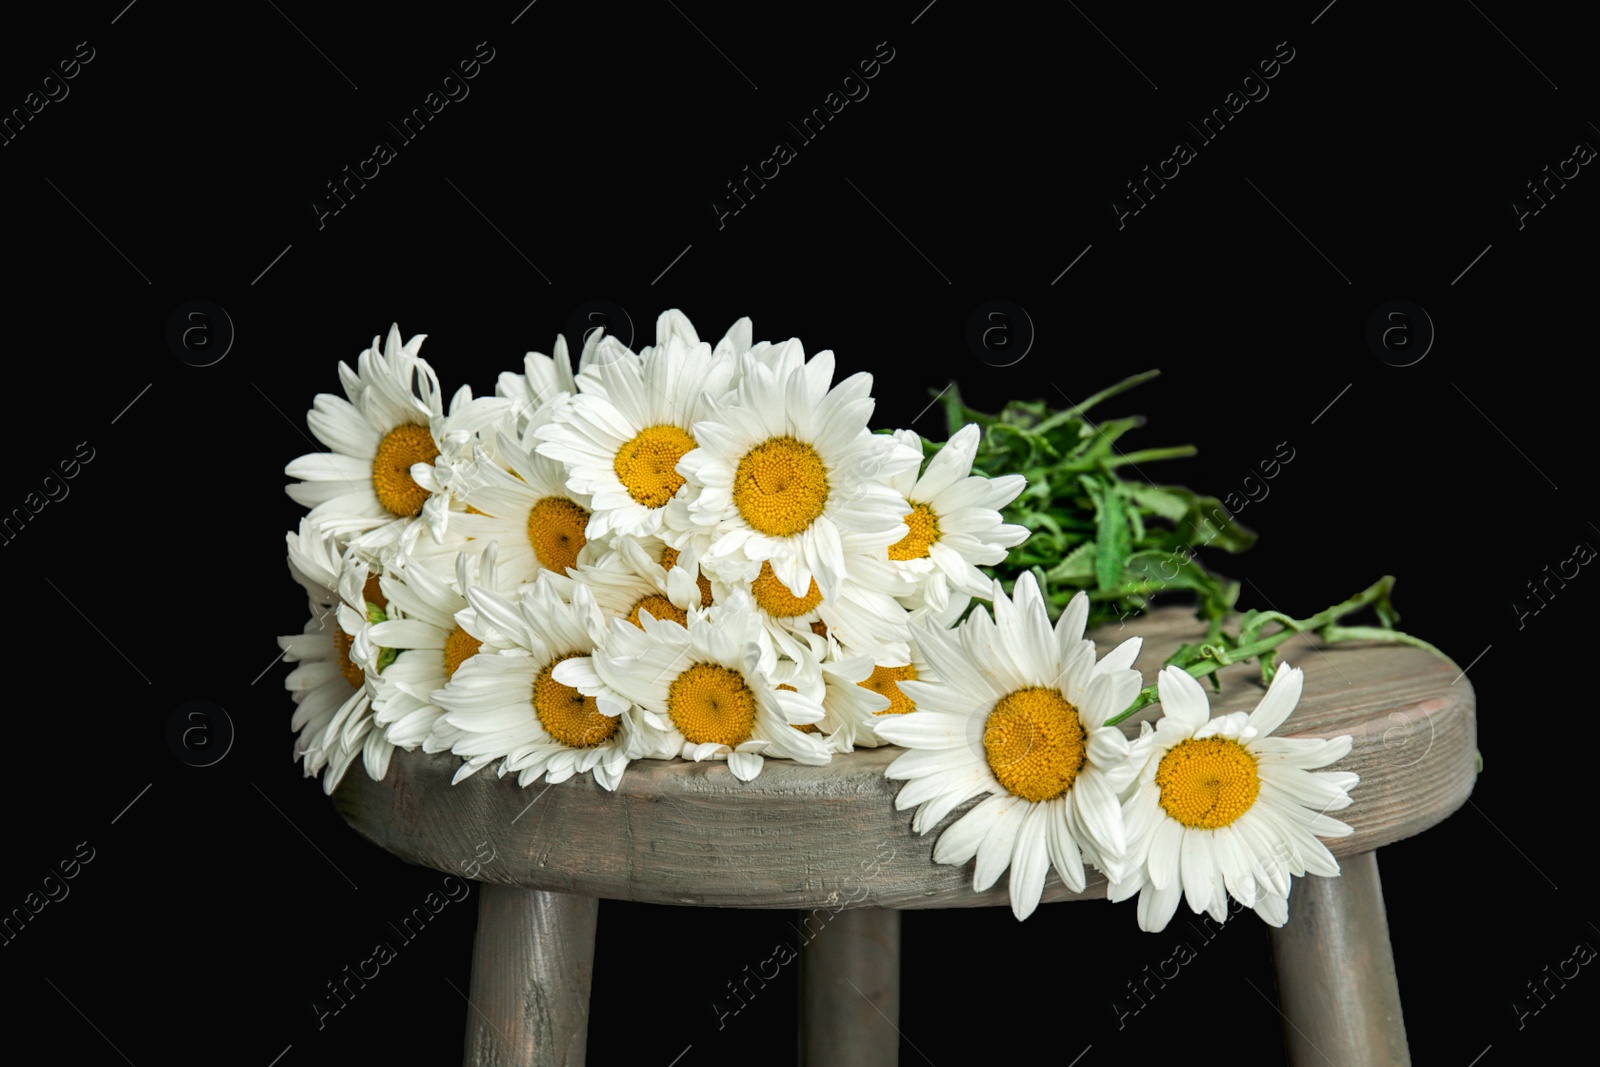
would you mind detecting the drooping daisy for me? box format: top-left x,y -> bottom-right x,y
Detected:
286,517 -> 345,613
452,433 -> 601,585
882,425 -> 1029,619
495,331 -> 593,441
674,339 -> 922,602
1108,664 -> 1358,931
708,532 -> 914,669
830,633 -> 940,750
566,535 -> 710,631
315,555 -> 404,793
408,386 -> 516,547
873,575 -> 1144,920
791,644 -> 894,753
433,574 -> 645,790
279,524 -> 387,779
283,324 -> 445,555
365,544 -> 515,757
278,606 -> 361,781
535,331 -> 735,540
573,595 -> 831,780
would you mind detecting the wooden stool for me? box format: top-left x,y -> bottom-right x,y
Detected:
333,607 -> 1477,1066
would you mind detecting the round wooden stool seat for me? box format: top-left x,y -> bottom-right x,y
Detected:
332,607 -> 1477,1065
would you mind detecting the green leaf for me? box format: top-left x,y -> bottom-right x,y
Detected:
1123,483 -> 1192,522
1087,478 -> 1131,591
1046,543 -> 1097,581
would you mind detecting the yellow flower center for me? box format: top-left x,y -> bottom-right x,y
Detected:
442,626 -> 482,678
660,547 -> 714,607
862,663 -> 918,716
1154,737 -> 1261,829
667,663 -> 757,747
777,684 -> 819,732
333,628 -> 365,689
888,502 -> 941,561
527,496 -> 590,574
750,561 -> 823,618
613,425 -> 697,508
532,653 -> 619,748
733,436 -> 830,537
626,594 -> 687,629
370,423 -> 439,518
362,574 -> 388,612
983,688 -> 1087,803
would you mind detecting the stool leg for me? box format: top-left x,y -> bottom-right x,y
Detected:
799,908 -> 901,1067
463,885 -> 598,1067
1268,850 -> 1410,1066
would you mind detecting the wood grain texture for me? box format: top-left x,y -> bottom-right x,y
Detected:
1268,851 -> 1410,1066
799,909 -> 900,1067
333,608 -> 1477,910
463,886 -> 597,1067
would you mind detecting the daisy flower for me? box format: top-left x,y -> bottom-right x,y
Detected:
675,338 -> 922,602
314,555 -> 404,793
535,330 -> 736,541
707,534 -> 914,669
407,386 -> 516,547
495,331 -> 595,441
286,517 -> 345,613
366,544 -> 514,757
283,324 -> 444,555
882,425 -> 1029,619
452,433 -> 601,585
278,607 -> 362,781
828,633 -> 940,750
1108,664 -> 1358,931
872,575 -> 1144,920
575,595 -> 831,780
566,535 -> 711,631
433,575 -> 645,790
279,524 -> 387,779
786,645 -> 893,753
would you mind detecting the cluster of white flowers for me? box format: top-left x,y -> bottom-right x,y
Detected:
277,310 -> 1360,930
278,311 -> 1027,795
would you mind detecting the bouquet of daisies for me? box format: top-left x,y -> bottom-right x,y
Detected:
277,310 -> 1443,930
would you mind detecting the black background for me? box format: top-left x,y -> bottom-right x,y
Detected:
1,2 -> 1592,1064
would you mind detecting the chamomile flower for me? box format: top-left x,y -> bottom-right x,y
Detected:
320,556 -> 409,792
494,332 -> 592,441
576,596 -> 831,780
278,606 -> 363,781
873,575 -> 1144,920
407,387 -> 516,547
535,331 -> 735,540
675,339 -> 922,602
283,324 -> 444,555
287,517 -> 345,613
831,633 -> 940,750
708,536 -> 914,668
882,425 -> 1028,618
365,545 -> 513,756
280,523 -> 387,777
452,433 -> 601,585
1108,664 -> 1358,931
567,535 -> 710,631
433,575 -> 644,790
799,645 -> 894,753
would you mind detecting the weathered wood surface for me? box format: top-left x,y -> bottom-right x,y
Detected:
1268,851 -> 1410,1066
463,886 -> 597,1067
799,909 -> 900,1067
334,607 -> 1477,909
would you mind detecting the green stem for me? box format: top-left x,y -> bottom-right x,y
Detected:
1104,446 -> 1198,468
1032,370 -> 1162,434
1101,576 -> 1448,726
